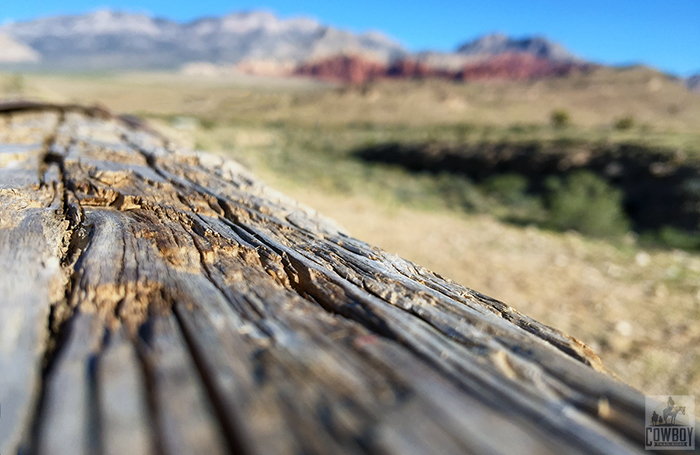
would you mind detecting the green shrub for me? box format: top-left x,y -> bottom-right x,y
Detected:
482,174 -> 530,205
550,109 -> 571,129
199,118 -> 217,130
682,178 -> 700,198
455,123 -> 476,141
552,137 -> 579,148
508,123 -> 539,134
265,120 -> 287,128
614,116 -> 635,130
656,227 -> 700,250
434,173 -> 486,212
481,173 -> 546,224
545,171 -> 629,237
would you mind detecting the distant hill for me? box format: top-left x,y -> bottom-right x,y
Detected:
0,10 -> 407,70
688,74 -> 700,92
296,34 -> 590,84
277,31 -> 591,84
456,33 -> 582,63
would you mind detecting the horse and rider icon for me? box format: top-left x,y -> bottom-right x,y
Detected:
646,395 -> 695,449
650,396 -> 688,426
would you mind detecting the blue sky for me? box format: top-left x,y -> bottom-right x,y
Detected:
1,0 -> 699,76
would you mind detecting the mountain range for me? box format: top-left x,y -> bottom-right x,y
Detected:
0,10 -> 407,70
1,10 -> 697,87
0,10 -> 583,69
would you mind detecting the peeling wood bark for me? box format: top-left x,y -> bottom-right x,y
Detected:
0,104 -> 690,454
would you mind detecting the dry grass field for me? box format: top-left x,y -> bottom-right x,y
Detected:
4,66 -> 700,131
2,67 -> 700,394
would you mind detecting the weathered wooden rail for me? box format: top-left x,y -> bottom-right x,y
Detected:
0,103 -> 691,454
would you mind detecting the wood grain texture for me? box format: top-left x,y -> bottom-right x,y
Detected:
0,104 -> 693,454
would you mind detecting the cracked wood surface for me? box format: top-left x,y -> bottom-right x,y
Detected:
0,104 -> 686,454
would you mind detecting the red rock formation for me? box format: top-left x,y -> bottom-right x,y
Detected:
294,52 -> 590,85
386,58 -> 434,78
294,54 -> 387,84
456,53 -> 582,81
